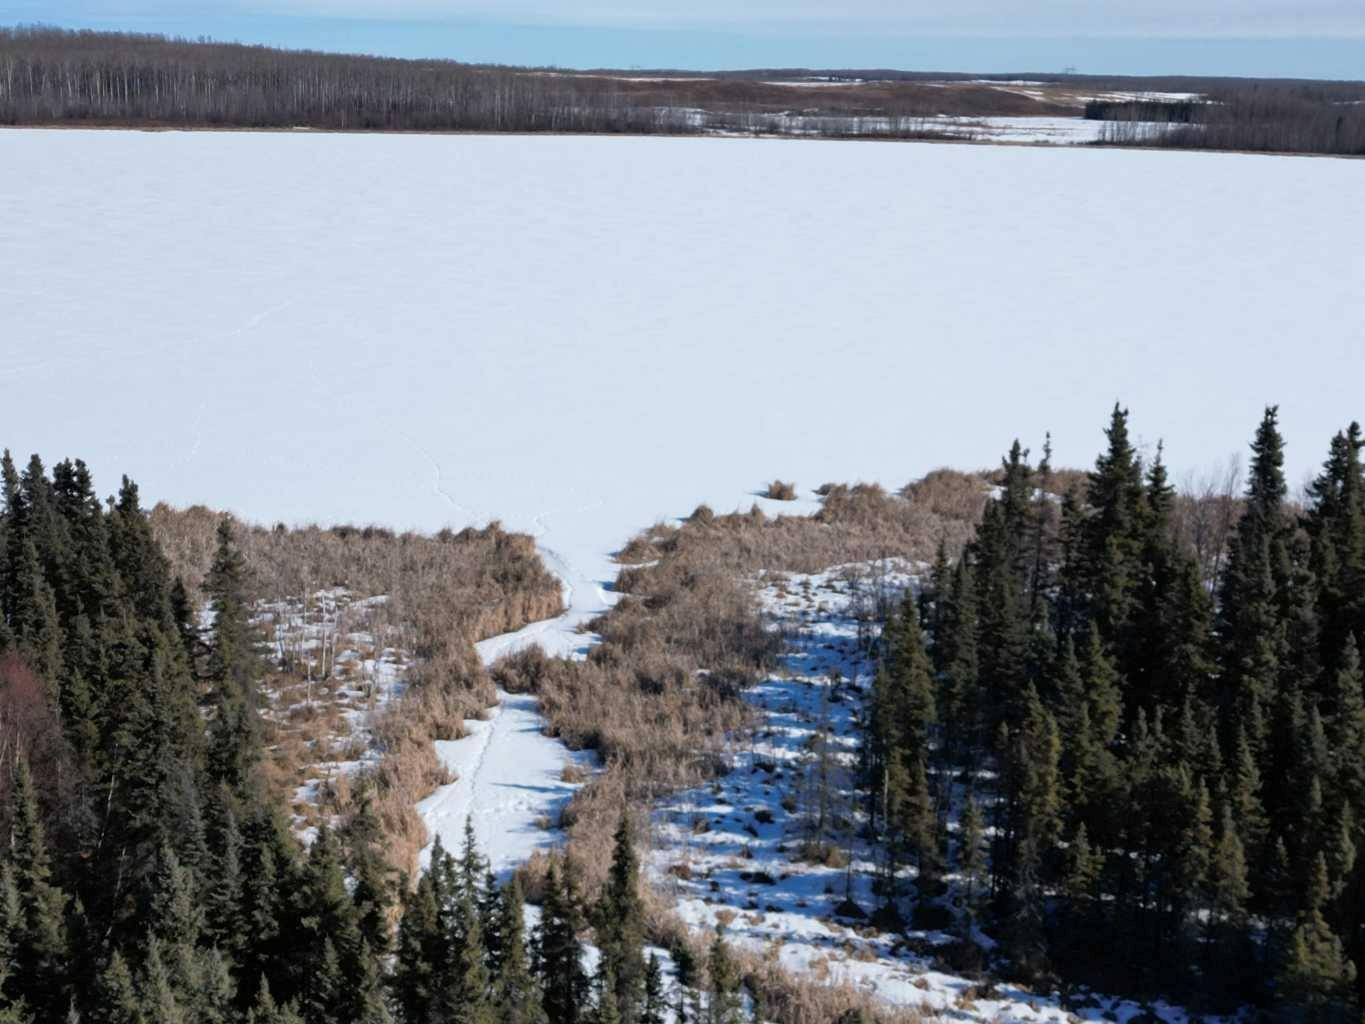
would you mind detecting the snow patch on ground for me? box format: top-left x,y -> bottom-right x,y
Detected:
252,587 -> 411,839
417,687 -> 594,879
649,562 -> 1226,1024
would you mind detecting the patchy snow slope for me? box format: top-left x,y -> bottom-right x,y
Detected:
651,563 -> 1224,1024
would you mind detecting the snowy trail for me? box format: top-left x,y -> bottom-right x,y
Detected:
417,541 -> 603,875
473,541 -> 610,664
416,684 -> 589,877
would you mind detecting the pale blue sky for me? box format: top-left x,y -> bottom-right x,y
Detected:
8,0 -> 1365,79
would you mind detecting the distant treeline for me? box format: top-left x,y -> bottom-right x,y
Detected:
1087,83 -> 1365,156
3,25 -> 1364,155
0,26 -> 694,133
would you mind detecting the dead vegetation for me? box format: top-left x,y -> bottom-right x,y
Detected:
764,480 -> 798,501
645,907 -> 929,1024
496,470 -> 994,1015
151,505 -> 562,874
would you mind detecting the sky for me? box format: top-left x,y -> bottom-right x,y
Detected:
6,0 -> 1365,78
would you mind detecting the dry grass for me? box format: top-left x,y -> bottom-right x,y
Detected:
504,472 -> 992,907
151,505 -> 562,645
643,906 -> 927,1024
764,480 -> 798,501
151,506 -> 563,876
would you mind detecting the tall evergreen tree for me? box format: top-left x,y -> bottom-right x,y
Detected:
705,932 -> 743,1024
204,517 -> 262,798
4,758 -> 68,1020
495,879 -> 546,1024
595,815 -> 646,1024
536,864 -> 589,1024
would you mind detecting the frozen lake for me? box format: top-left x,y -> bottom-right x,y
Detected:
3,128 -> 1362,646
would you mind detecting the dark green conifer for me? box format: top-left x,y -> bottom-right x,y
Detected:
705,932 -> 743,1024
1279,854 -> 1357,1017
536,864 -> 589,1024
6,758 -> 68,1019
204,518 -> 262,798
641,954 -> 666,1024
391,869 -> 440,1024
89,951 -> 141,1024
495,879 -> 546,1024
595,814 -> 646,1023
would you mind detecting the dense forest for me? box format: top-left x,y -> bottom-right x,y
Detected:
865,407 -> 1365,1018
1086,83 -> 1365,155
5,25 -> 1363,154
0,454 -> 742,1023
0,26 -> 691,133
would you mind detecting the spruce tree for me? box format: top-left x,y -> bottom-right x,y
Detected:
204,517 -> 262,798
343,792 -> 393,958
391,869 -> 440,1024
705,932 -> 743,1024
140,938 -> 188,1024
593,968 -> 622,1024
1218,408 -> 1293,760
536,865 -> 589,1024
5,758 -> 68,1020
203,787 -> 244,959
641,954 -> 666,1024
957,796 -> 988,941
595,815 -> 646,1023
89,951 -> 142,1024
1279,854 -> 1357,1018
1328,637 -> 1365,815
939,557 -> 981,767
289,826 -> 364,1021
442,890 -> 495,1024
494,879 -> 546,1024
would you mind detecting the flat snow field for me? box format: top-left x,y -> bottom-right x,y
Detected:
3,129 -> 1364,657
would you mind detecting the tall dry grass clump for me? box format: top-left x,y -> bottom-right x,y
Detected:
151,505 -> 562,875
764,480 -> 798,501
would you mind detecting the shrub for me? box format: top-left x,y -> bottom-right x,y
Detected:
688,503 -> 716,525
764,480 -> 798,501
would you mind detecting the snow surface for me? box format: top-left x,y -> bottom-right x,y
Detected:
417,687 -> 594,879
3,129 -> 1361,661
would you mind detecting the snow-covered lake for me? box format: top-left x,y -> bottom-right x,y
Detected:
3,128 -> 1363,659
